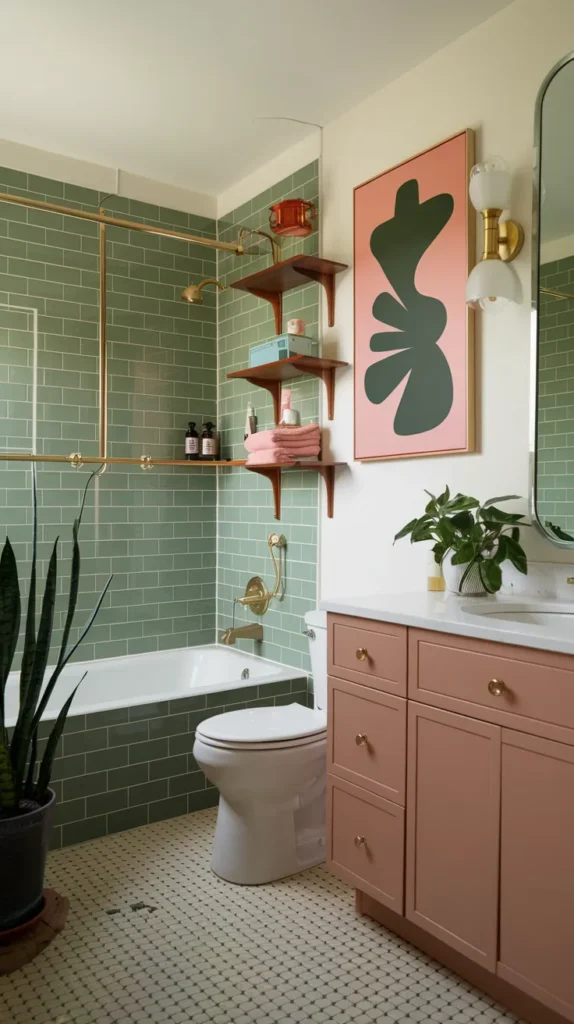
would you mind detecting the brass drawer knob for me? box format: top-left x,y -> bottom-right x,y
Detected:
356,647 -> 368,662
488,678 -> 506,697
354,836 -> 367,849
355,733 -> 368,747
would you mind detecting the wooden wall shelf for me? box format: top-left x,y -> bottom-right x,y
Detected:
227,354 -> 348,422
245,461 -> 345,519
229,255 -> 348,334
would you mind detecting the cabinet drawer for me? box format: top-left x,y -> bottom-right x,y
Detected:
409,628 -> 574,736
328,677 -> 406,804
328,614 -> 407,695
327,775 -> 404,913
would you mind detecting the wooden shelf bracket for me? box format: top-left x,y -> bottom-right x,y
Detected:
246,462 -> 342,519
248,288 -> 282,336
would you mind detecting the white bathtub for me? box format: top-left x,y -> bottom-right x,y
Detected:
5,646 -> 303,727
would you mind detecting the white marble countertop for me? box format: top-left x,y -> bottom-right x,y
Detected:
319,591 -> 574,657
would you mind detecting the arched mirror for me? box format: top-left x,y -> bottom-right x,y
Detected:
533,52 -> 574,546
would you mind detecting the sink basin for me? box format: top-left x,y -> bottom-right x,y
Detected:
464,601 -> 574,631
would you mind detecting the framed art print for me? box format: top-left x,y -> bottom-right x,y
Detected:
354,129 -> 475,461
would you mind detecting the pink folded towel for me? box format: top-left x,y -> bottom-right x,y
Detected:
245,424 -> 320,453
246,447 -> 320,466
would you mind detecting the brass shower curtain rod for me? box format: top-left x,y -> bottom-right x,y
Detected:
0,192 -> 245,254
0,189 -> 246,468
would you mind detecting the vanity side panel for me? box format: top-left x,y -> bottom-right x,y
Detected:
409,628 -> 574,743
328,614 -> 407,694
498,729 -> 574,1022
406,701 -> 500,971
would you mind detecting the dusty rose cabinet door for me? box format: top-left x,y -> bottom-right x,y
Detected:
406,702 -> 501,970
498,729 -> 574,1022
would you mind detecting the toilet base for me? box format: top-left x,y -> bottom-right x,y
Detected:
210,791 -> 326,885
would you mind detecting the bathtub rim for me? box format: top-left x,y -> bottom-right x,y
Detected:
5,643 -> 307,727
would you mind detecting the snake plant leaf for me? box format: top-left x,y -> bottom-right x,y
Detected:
0,740 -> 16,814
11,538 -> 58,795
23,727 -> 38,800
0,538 -> 20,732
19,468 -> 37,709
33,573 -> 112,730
56,470 -> 97,671
36,676 -> 85,798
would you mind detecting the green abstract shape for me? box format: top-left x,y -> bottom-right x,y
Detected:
364,178 -> 454,436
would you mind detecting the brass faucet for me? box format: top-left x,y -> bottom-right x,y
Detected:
220,623 -> 263,646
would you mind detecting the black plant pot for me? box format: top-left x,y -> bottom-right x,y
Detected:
0,789 -> 55,933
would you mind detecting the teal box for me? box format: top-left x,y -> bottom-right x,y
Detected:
248,334 -> 315,368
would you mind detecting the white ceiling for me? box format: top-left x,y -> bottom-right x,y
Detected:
0,0 -> 513,198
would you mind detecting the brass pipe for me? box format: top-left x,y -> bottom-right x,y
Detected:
541,286 -> 574,301
99,216 -> 107,458
0,454 -> 246,466
0,192 -> 245,254
0,189 -> 244,468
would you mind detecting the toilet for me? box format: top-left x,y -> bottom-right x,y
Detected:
193,608 -> 327,884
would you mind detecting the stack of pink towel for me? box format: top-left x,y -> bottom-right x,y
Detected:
245,424 -> 321,465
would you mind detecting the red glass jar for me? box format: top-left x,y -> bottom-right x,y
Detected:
269,198 -> 317,237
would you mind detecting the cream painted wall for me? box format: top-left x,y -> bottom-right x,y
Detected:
0,137 -> 216,217
317,0 -> 574,597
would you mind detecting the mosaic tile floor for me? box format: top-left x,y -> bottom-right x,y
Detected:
0,808 -> 522,1024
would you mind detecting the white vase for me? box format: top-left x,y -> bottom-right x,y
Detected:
442,556 -> 488,597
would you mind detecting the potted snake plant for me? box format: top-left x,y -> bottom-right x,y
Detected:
394,487 -> 528,595
0,469 -> 111,933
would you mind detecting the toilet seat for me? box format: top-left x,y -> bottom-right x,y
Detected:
195,702 -> 326,751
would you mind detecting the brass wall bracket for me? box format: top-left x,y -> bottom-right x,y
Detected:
498,218 -> 524,262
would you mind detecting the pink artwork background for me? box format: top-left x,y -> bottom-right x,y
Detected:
354,132 -> 471,460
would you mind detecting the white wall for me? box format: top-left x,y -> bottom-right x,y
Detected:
0,137 -> 217,218
318,0 -> 574,597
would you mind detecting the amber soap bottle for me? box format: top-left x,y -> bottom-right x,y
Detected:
185,422 -> 199,460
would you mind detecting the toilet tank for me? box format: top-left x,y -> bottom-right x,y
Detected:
304,609 -> 327,711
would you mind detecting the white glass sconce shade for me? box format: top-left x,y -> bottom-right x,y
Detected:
469,156 -> 512,211
465,259 -> 516,313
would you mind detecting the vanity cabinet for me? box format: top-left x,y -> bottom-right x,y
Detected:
326,612 -> 574,1024
498,730 -> 574,1019
406,703 -> 500,970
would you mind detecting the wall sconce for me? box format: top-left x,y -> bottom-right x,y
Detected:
465,157 -> 524,313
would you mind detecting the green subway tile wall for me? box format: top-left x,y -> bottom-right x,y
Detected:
0,168 -> 218,660
537,257 -> 574,535
217,162 -> 320,675
0,162 -> 319,846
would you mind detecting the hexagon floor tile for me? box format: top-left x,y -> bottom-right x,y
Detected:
0,808 -> 523,1024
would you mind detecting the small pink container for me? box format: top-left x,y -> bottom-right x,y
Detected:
287,319 -> 306,336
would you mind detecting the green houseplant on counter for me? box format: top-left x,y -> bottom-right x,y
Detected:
0,470 -> 111,934
394,487 -> 528,595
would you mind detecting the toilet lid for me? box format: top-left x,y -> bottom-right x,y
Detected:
196,703 -> 326,745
